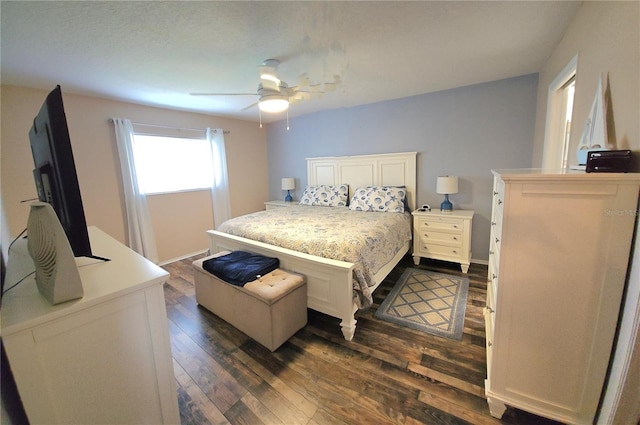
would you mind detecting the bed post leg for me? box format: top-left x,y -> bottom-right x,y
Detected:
340,317 -> 357,341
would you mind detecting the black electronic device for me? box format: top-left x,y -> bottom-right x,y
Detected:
29,85 -> 93,258
586,150 -> 633,173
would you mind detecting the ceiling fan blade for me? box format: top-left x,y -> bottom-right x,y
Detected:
289,95 -> 307,105
292,73 -> 311,90
189,92 -> 257,96
241,101 -> 259,111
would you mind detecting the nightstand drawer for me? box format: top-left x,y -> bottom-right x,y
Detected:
417,217 -> 464,233
416,242 -> 463,260
264,200 -> 295,210
417,230 -> 463,247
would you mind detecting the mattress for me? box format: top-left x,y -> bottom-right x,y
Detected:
217,204 -> 412,307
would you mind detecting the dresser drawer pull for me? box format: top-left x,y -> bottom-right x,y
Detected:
493,191 -> 498,196
491,221 -> 496,226
495,237 -> 500,243
453,236 -> 458,241
492,273 -> 497,280
452,250 -> 458,254
497,199 -> 503,205
486,307 -> 494,313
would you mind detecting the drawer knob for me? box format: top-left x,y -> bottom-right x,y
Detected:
453,225 -> 458,229
491,221 -> 496,226
497,199 -> 503,205
492,273 -> 497,280
495,237 -> 500,243
452,250 -> 458,254
452,236 -> 458,241
493,191 -> 498,196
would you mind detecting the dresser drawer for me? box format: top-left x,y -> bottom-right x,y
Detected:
486,277 -> 496,313
417,216 -> 464,233
484,306 -> 494,382
492,178 -> 505,215
488,254 -> 499,296
417,230 -> 463,247
490,229 -> 501,259
491,205 -> 503,237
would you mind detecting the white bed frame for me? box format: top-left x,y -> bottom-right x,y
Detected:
207,152 -> 417,340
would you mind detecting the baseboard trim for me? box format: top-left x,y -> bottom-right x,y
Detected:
471,257 -> 489,266
159,249 -> 208,266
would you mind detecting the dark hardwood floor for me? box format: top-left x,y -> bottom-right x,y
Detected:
162,254 -> 561,425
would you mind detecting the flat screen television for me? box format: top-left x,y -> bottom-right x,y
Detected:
29,85 -> 93,258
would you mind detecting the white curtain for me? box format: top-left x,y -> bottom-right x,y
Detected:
207,128 -> 231,228
112,118 -> 159,263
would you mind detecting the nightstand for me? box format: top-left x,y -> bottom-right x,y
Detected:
264,200 -> 296,210
411,209 -> 474,273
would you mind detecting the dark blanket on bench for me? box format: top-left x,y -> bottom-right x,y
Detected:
202,251 -> 280,287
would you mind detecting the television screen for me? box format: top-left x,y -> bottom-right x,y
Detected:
29,85 -> 93,258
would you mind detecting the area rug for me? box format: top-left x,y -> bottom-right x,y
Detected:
375,268 -> 469,340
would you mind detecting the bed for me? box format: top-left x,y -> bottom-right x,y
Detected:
207,152 -> 417,340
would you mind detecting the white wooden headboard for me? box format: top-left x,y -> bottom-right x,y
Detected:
306,152 -> 418,211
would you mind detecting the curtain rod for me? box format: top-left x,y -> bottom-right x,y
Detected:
108,119 -> 229,134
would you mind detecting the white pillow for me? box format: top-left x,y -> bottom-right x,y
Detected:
299,185 -> 349,207
349,186 -> 406,213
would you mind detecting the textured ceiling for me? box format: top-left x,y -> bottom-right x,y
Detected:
1,1 -> 582,123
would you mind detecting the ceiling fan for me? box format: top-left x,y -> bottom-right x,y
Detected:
190,59 -> 340,114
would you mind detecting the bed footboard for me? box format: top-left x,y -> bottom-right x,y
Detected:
207,230 -> 359,340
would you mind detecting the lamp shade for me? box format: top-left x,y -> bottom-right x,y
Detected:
436,176 -> 458,194
281,178 -> 295,191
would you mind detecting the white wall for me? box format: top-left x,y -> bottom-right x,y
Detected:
265,74 -> 539,262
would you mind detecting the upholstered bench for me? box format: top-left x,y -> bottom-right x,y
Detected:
192,252 -> 307,351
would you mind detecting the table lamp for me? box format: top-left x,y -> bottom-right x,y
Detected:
436,176 -> 458,212
281,178 -> 295,202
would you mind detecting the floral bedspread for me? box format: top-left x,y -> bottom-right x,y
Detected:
218,205 -> 412,308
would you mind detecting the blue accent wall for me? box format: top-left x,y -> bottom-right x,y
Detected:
265,74 -> 538,262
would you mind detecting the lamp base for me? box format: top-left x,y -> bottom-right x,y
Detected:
440,194 -> 452,212
285,190 -> 293,203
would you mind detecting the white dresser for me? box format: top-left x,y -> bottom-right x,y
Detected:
1,227 -> 180,425
485,169 -> 640,424
411,209 -> 474,273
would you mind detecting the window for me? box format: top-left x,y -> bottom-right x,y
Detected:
542,55 -> 577,169
559,77 -> 576,169
132,134 -> 213,194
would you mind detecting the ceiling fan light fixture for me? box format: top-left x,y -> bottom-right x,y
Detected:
259,94 -> 289,113
261,73 -> 281,86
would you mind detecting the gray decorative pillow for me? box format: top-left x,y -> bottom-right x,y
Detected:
349,186 -> 406,213
299,185 -> 349,207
